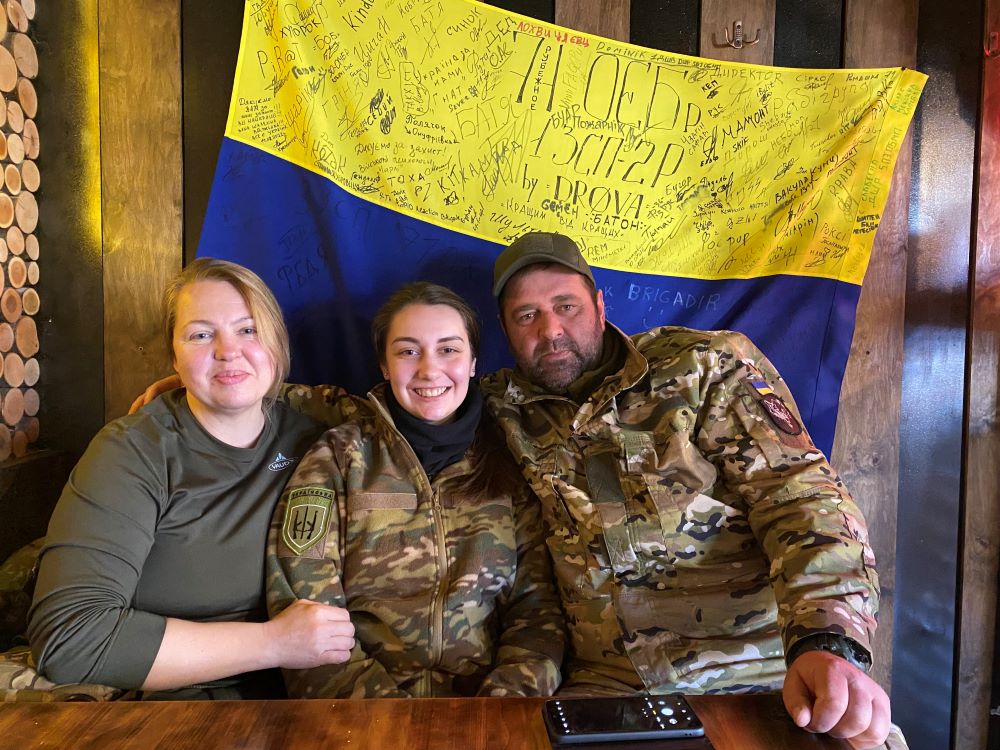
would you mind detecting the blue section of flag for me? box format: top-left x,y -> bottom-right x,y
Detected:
199,138 -> 860,456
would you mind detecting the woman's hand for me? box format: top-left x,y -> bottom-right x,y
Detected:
128,375 -> 183,414
266,599 -> 356,669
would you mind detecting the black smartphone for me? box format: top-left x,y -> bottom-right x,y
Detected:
542,695 -> 705,744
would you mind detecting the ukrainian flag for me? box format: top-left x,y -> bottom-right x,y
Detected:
198,0 -> 925,454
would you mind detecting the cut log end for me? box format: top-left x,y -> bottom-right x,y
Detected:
11,429 -> 26,457
4,163 -> 21,194
21,118 -> 36,159
21,286 -> 38,314
5,99 -> 23,133
16,78 -> 35,118
3,351 -> 23,387
11,33 -> 37,79
14,315 -> 36,356
22,386 -> 37,417
15,190 -> 36,232
0,46 -> 16,92
1,288 -> 21,323
20,159 -> 37,192
22,355 -> 36,385
3,387 -> 24,425
7,255 -> 26,287
6,2 -> 27,34
6,132 -> 23,164
6,225 -> 23,255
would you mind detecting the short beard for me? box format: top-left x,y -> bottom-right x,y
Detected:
520,328 -> 603,394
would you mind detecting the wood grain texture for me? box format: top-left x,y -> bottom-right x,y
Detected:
956,0 -> 1000,745
16,78 -> 35,118
99,0 -> 182,419
5,2 -> 27,34
0,695 -> 851,750
700,0 -> 775,65
833,0 -> 918,695
554,0 -> 629,42
20,159 -> 37,192
3,351 -> 22,386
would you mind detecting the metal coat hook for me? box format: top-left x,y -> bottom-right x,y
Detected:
714,20 -> 760,50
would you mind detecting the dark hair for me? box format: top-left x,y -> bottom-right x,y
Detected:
371,281 -> 481,366
371,282 -> 520,500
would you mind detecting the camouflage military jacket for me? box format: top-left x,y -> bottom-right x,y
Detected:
266,385 -> 565,699
481,325 -> 879,695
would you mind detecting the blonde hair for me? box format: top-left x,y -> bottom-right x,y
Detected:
164,258 -> 290,398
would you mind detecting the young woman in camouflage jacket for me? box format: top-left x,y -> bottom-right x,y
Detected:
266,282 -> 565,699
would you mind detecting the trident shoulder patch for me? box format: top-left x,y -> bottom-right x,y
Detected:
280,487 -> 334,557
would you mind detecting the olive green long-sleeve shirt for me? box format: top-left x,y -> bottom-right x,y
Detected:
28,390 -> 323,689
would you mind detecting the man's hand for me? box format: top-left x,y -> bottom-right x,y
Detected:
128,374 -> 183,414
782,650 -> 891,749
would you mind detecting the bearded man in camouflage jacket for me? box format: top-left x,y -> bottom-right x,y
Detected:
482,231 -> 898,750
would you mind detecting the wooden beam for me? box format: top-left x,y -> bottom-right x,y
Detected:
98,0 -> 182,420
554,0 -> 629,42
956,0 -> 1000,745
700,0 -> 776,65
833,0 -> 919,695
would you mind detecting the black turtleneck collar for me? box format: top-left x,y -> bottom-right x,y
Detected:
383,382 -> 482,480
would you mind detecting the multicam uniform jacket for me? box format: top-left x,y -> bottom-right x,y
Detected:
266,384 -> 565,699
481,324 -> 879,696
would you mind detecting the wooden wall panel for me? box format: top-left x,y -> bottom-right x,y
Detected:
554,0 -> 629,42
699,0 -> 776,65
773,0 -> 842,69
834,0 -> 918,696
630,1 -> 700,56
98,0 -> 182,420
958,0 -> 1000,745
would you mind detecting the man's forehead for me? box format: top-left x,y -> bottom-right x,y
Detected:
503,264 -> 591,301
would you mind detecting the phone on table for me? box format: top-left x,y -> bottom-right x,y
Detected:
542,694 -> 705,744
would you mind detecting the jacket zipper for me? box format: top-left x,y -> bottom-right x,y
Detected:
369,393 -> 451,691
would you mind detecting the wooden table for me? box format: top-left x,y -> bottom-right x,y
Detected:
0,694 -> 850,748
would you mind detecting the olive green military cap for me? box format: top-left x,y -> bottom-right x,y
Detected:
492,232 -> 595,298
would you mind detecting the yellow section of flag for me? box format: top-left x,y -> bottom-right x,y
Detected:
227,0 -> 925,284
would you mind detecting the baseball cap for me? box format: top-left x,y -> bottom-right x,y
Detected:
492,232 -> 595,298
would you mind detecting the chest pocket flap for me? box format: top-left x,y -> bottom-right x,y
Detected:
347,492 -> 418,512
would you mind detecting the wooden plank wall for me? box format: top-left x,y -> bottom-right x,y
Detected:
554,0 -> 629,43
834,0 -> 918,695
98,0 -> 183,420
959,0 -> 1000,745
